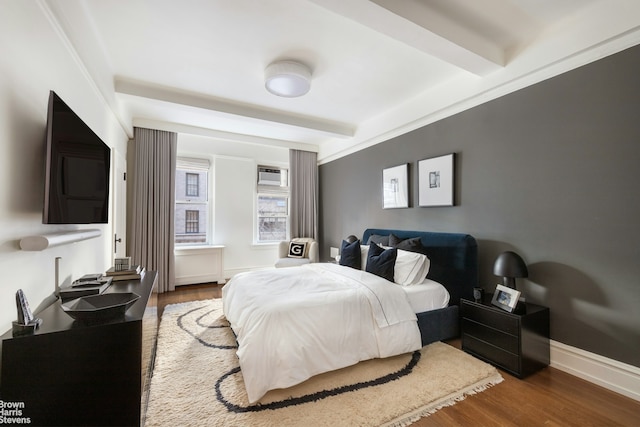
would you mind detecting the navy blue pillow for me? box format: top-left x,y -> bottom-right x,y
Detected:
389,234 -> 425,253
339,239 -> 361,269
366,243 -> 397,282
367,234 -> 390,246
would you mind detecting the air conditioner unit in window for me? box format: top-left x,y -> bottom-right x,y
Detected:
258,167 -> 282,186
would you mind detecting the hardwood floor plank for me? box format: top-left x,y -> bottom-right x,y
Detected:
157,285 -> 640,426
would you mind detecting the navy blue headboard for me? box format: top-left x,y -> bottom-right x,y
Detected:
361,229 -> 478,306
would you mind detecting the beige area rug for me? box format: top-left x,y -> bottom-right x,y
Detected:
144,299 -> 503,427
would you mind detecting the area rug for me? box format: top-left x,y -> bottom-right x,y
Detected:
144,299 -> 503,427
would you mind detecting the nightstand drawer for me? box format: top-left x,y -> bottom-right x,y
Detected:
464,335 -> 519,373
462,319 -> 519,354
460,298 -> 550,378
462,303 -> 519,335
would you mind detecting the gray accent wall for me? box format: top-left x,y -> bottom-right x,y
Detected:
319,44 -> 640,368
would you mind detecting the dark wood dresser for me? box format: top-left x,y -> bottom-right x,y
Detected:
461,295 -> 550,378
0,271 -> 158,426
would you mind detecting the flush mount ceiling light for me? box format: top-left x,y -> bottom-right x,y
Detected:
265,60 -> 311,98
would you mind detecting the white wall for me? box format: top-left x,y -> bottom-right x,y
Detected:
0,2 -> 129,332
178,134 -> 289,277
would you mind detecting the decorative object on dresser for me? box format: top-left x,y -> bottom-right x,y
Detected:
12,289 -> 42,336
105,264 -> 144,281
0,272 -> 159,426
418,153 -> 455,207
114,256 -> 131,271
60,292 -> 141,322
58,275 -> 112,302
461,296 -> 550,378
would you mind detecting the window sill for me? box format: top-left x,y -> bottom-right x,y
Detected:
174,244 -> 225,252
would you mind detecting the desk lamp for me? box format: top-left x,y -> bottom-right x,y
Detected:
493,251 -> 528,289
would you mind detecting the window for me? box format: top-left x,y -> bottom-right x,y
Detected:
256,165 -> 289,243
257,194 -> 288,242
175,157 -> 210,245
186,173 -> 199,197
185,210 -> 199,233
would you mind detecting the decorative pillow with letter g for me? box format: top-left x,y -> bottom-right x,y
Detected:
288,241 -> 307,258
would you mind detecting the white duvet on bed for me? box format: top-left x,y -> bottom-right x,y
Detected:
222,262 -> 421,403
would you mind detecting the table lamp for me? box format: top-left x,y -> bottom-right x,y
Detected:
493,251 -> 528,289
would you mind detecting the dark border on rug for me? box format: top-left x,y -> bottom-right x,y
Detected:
177,306 -> 237,350
216,350 -> 421,413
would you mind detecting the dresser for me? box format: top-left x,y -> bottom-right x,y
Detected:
0,271 -> 158,426
461,295 -> 550,378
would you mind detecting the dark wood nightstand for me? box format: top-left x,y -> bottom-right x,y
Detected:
461,295 -> 550,378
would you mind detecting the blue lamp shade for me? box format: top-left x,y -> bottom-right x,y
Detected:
493,251 -> 528,288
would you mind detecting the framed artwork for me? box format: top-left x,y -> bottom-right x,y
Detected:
382,163 -> 409,209
418,153 -> 454,207
491,284 -> 521,313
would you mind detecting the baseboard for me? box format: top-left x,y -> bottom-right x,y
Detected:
550,340 -> 640,401
175,273 -> 226,286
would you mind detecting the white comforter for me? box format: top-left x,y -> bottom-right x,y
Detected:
222,263 -> 421,403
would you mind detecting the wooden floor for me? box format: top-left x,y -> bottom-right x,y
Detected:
158,283 -> 640,427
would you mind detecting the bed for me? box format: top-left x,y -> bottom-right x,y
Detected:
361,229 -> 478,346
222,228 -> 478,403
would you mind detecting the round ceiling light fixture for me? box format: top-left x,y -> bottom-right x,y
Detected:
265,60 -> 311,98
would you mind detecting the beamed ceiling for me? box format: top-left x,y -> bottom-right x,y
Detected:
45,0 -> 640,162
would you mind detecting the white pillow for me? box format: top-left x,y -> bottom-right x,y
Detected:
394,249 -> 430,286
360,245 -> 370,270
360,245 -> 430,286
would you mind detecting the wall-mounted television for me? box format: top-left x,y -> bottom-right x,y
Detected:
44,91 -> 111,224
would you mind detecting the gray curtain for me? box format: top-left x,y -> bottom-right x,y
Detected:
130,127 -> 177,293
289,149 -> 318,239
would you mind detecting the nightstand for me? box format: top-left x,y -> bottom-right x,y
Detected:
461,295 -> 550,378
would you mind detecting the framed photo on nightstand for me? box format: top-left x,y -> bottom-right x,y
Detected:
491,284 -> 521,313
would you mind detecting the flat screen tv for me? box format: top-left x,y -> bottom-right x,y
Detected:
44,91 -> 111,224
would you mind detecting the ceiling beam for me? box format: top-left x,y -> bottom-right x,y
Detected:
310,0 -> 504,76
115,79 -> 355,139
132,118 -> 318,152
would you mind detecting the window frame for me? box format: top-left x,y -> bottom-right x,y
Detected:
185,173 -> 199,197
175,156 -> 212,246
255,164 -> 289,244
185,210 -> 199,234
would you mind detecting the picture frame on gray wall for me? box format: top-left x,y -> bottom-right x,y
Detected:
418,153 -> 455,207
382,163 -> 409,209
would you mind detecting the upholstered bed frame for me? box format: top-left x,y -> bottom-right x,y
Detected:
361,228 -> 478,346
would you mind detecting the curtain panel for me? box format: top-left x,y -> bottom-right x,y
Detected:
289,149 -> 318,239
129,127 -> 177,293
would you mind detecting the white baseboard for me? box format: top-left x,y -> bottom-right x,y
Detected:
175,273 -> 226,286
550,340 -> 640,401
